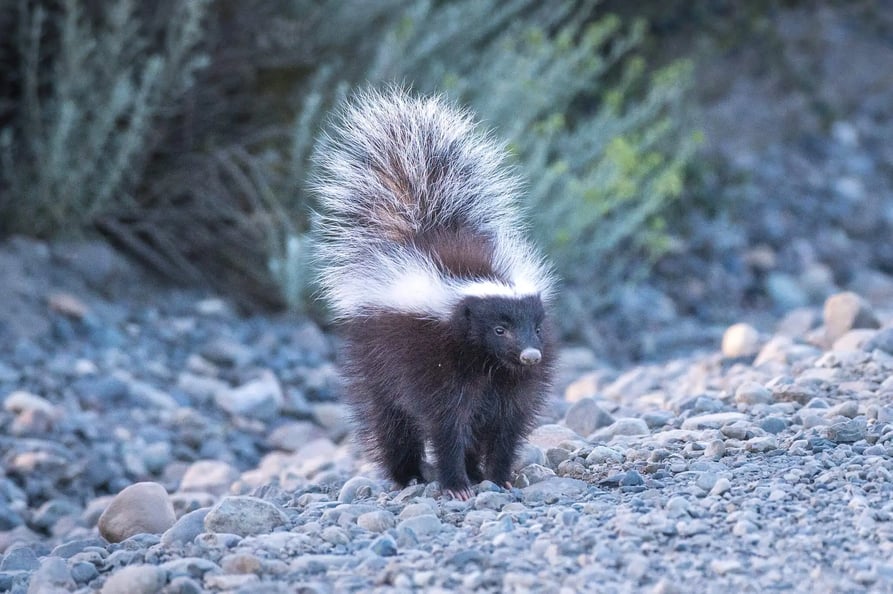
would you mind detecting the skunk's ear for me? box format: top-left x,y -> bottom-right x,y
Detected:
464,304 -> 472,319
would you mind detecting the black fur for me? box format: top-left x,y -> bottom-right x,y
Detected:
342,294 -> 554,494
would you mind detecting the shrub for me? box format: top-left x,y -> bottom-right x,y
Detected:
1,0 -> 699,326
360,1 -> 699,335
0,0 -> 210,236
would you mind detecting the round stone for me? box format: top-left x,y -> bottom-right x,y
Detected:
98,482 -> 176,543
722,323 -> 761,358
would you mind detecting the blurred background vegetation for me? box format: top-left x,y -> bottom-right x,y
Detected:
1,0 -> 878,346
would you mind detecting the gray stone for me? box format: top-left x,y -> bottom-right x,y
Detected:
397,514 -> 443,537
745,436 -> 777,452
760,417 -> 788,434
204,496 -> 288,536
369,534 -> 397,557
521,477 -> 589,502
50,537 -> 105,559
338,476 -> 382,503
102,564 -> 166,594
586,446 -> 625,465
516,463 -> 556,485
27,556 -> 75,593
734,381 -> 773,406
160,557 -> 222,579
620,470 -> 645,487
215,371 -> 283,420
564,398 -> 615,436
696,472 -> 718,492
1,546 -> 38,571
200,338 -> 254,368
865,327 -> 893,354
163,576 -> 203,594
70,561 -> 99,584
98,482 -> 176,543
357,510 -> 395,533
703,440 -> 726,458
823,419 -> 867,444
527,424 -> 584,449
709,477 -> 732,496
824,291 -> 880,343
681,412 -> 747,430
312,402 -> 352,442
267,421 -> 326,452
321,526 -> 350,545
161,508 -> 211,546
178,460 -> 238,496
604,417 -> 650,437
642,410 -> 675,429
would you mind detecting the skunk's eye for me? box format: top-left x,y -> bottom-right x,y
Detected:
535,325 -> 542,336
494,326 -> 506,336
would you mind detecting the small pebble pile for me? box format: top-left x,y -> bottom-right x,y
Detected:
2,277 -> 893,593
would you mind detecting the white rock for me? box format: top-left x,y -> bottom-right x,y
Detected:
178,460 -> 239,496
215,370 -> 284,420
722,323 -> 761,358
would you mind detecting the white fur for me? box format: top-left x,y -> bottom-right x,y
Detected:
312,87 -> 554,320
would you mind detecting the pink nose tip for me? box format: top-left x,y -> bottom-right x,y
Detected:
520,348 -> 542,366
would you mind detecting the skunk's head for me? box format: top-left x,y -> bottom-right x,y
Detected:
453,294 -> 548,369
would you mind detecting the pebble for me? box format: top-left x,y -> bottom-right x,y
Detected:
564,397 -> 615,436
98,482 -> 176,543
161,508 -> 211,546
602,417 -> 650,437
357,510 -> 395,533
722,323 -> 761,358
178,460 -> 239,496
681,412 -> 747,430
215,370 -> 284,420
823,291 -> 880,343
734,381 -> 773,405
338,476 -> 382,503
709,477 -> 732,496
101,564 -> 166,594
27,556 -> 75,592
203,496 -> 288,536
397,514 -> 443,537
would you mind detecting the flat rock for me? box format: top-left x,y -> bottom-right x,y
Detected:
681,412 -> 747,430
101,564 -> 166,594
215,370 -> 283,420
178,460 -> 239,496
527,424 -> 584,449
203,496 -> 288,537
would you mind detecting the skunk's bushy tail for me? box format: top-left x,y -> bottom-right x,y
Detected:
312,87 -> 553,320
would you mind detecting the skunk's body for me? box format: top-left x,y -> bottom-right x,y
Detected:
313,89 -> 555,498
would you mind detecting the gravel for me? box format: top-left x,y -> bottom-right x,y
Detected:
3,7 -> 893,592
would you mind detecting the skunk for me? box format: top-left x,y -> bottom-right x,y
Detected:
312,88 -> 555,500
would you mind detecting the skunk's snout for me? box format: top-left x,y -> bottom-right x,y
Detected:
519,347 -> 542,366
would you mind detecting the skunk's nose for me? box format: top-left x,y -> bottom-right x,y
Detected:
520,348 -> 542,366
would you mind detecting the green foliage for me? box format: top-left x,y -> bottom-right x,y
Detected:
0,0 -> 699,323
0,0 -> 210,236
359,1 -> 699,322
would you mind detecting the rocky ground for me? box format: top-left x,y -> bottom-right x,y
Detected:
1,238 -> 893,593
3,3 -> 893,593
